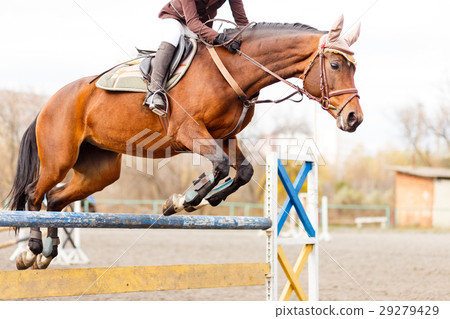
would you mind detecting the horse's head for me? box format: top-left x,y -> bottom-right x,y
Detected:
303,15 -> 363,132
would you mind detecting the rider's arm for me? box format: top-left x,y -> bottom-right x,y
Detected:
180,0 -> 218,43
229,0 -> 249,26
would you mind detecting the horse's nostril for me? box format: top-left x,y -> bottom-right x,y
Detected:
347,112 -> 357,126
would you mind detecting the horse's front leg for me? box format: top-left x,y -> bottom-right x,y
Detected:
206,139 -> 254,207
162,124 -> 230,215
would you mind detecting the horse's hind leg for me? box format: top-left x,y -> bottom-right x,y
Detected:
16,121 -> 81,270
31,143 -> 121,269
47,143 -> 122,211
16,167 -> 75,270
29,144 -> 121,269
31,227 -> 60,269
25,182 -> 70,270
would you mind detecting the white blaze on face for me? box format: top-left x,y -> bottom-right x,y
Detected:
337,115 -> 345,130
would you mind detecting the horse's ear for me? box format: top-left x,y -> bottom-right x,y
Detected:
328,14 -> 344,43
344,22 -> 361,47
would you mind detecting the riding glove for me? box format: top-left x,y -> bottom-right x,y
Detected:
214,33 -> 241,54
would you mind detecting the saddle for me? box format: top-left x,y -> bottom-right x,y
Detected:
95,36 -> 197,93
138,36 -> 194,84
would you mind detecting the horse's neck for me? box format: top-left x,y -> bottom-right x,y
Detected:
225,33 -> 322,96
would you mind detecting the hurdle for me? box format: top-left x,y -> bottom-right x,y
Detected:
265,152 -> 319,301
0,211 -> 272,230
0,152 -> 319,301
0,213 -> 271,300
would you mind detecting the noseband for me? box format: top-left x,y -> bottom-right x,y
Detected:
302,45 -> 360,116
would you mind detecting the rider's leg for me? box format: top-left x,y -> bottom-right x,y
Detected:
143,42 -> 176,116
143,19 -> 182,116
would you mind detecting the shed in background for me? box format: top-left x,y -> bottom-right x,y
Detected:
393,166 -> 450,228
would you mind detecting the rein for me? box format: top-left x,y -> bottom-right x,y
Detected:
236,49 -> 307,104
207,46 -> 303,139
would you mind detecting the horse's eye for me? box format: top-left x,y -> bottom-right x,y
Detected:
330,62 -> 340,71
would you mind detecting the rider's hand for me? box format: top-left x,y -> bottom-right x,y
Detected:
214,33 -> 241,54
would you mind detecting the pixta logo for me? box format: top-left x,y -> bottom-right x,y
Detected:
126,129 -> 326,175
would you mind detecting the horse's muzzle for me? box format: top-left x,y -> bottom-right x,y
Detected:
336,111 -> 363,132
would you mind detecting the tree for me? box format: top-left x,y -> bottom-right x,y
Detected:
0,90 -> 44,199
396,103 -> 432,166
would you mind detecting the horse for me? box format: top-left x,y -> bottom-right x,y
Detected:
7,15 -> 362,270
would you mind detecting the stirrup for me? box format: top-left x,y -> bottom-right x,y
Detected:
146,90 -> 168,117
150,106 -> 167,117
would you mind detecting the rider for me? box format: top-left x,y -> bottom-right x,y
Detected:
143,0 -> 249,117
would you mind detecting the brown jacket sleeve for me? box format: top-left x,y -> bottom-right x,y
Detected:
159,0 -> 249,43
229,0 -> 249,26
181,0 -> 219,43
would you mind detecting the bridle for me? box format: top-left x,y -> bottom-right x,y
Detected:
236,43 -> 360,117
203,20 -> 361,138
201,19 -> 360,117
301,45 -> 360,116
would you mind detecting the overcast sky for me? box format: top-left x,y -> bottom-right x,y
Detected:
1,0 -> 449,162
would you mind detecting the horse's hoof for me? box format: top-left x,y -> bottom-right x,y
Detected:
185,205 -> 196,213
206,195 -> 223,207
16,250 -> 36,270
162,193 -> 183,216
185,199 -> 210,213
163,205 -> 177,216
28,237 -> 43,255
32,254 -> 53,270
42,237 -> 54,257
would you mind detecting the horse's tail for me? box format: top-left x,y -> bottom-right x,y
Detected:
6,117 -> 40,211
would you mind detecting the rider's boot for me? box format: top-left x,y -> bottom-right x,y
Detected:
143,41 -> 177,117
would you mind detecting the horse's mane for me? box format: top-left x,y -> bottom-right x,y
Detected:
224,22 -> 327,37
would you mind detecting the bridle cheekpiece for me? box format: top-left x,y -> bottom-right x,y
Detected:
301,43 -> 360,117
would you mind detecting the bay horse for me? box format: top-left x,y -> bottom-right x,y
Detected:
7,15 -> 362,270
